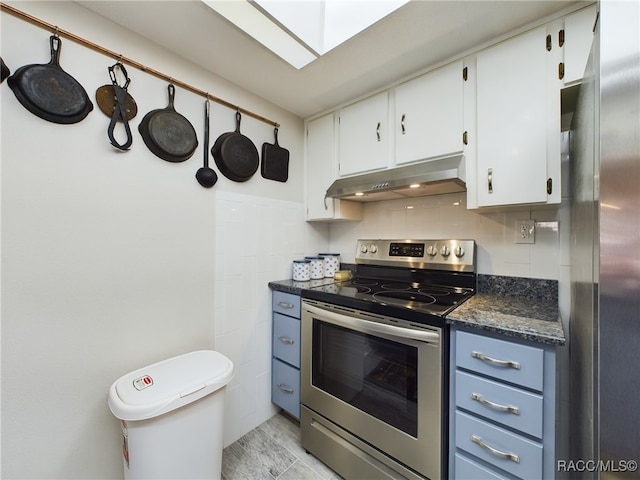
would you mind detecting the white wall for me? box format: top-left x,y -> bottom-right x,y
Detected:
1,2 -> 328,478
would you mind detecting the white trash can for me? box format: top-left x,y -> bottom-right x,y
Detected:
108,350 -> 234,479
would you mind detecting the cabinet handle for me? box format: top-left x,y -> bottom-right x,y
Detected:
487,168 -> 493,194
471,393 -> 520,415
376,122 -> 381,142
278,336 -> 295,345
278,302 -> 295,309
401,114 -> 406,135
471,351 -> 521,370
277,383 -> 294,394
471,435 -> 520,463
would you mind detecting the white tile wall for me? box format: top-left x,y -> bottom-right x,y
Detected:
330,192 -> 568,281
212,191 -> 329,445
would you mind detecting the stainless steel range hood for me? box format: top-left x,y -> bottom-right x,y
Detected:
326,155 -> 466,202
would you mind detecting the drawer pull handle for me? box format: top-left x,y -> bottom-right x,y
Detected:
471,393 -> 520,415
278,336 -> 295,345
277,384 -> 294,394
471,351 -> 521,370
278,302 -> 295,309
471,435 -> 520,464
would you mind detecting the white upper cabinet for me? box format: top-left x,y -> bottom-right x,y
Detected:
305,114 -> 363,221
337,91 -> 389,176
394,61 -> 465,165
562,4 -> 597,84
474,26 -> 560,207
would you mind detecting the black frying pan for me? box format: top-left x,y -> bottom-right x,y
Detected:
7,36 -> 93,124
138,83 -> 198,163
212,111 -> 259,182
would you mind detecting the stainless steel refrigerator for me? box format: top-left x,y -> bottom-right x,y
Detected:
570,0 -> 640,477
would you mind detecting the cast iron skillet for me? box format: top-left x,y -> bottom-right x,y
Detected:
138,83 -> 198,162
7,35 -> 93,124
212,111 -> 259,182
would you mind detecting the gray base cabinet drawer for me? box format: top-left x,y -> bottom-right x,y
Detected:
273,291 -> 301,318
456,411 -> 542,479
272,358 -> 300,418
455,453 -> 508,480
456,370 -> 543,438
273,313 -> 301,368
456,330 -> 544,391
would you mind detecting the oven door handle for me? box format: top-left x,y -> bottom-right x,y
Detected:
304,303 -> 439,344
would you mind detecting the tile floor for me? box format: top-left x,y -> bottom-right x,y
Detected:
221,413 -> 341,480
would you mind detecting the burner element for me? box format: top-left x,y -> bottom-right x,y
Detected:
372,291 -> 437,305
417,287 -> 452,296
381,283 -> 412,290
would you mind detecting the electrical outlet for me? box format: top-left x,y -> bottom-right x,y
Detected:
516,219 -> 535,244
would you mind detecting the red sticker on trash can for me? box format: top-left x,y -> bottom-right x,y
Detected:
133,375 -> 153,391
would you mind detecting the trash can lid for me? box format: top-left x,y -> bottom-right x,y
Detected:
108,350 -> 234,421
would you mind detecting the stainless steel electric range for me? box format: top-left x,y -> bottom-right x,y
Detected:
300,239 -> 476,480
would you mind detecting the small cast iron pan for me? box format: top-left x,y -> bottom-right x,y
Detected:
7,35 -> 93,124
261,127 -> 289,182
212,111 -> 259,182
138,83 -> 198,162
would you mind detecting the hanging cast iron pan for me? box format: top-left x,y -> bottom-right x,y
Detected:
261,127 -> 289,182
1,57 -> 10,83
212,111 -> 259,182
7,35 -> 93,124
138,83 -> 198,162
195,99 -> 218,188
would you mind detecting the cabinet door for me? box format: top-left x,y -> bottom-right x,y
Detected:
476,27 -> 550,206
338,92 -> 389,176
305,114 -> 363,221
563,5 -> 597,84
395,61 -> 464,165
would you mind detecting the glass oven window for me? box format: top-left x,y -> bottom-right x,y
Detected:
312,319 -> 418,437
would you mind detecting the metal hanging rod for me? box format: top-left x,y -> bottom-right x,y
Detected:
0,2 -> 280,127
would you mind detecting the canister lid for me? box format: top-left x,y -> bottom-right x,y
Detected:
293,259 -> 310,263
318,253 -> 340,256
108,350 -> 234,421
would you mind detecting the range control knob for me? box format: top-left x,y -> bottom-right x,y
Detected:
369,244 -> 378,253
426,245 -> 438,257
454,246 -> 465,258
360,244 -> 368,253
440,245 -> 451,257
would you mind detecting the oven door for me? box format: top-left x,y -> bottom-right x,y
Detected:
301,300 -> 445,480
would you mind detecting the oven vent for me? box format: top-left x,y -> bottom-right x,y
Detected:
326,154 -> 466,202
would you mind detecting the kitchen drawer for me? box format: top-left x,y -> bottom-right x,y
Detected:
456,370 -> 544,438
456,331 -> 544,392
456,411 -> 542,479
455,452 -> 508,480
273,291 -> 301,319
273,313 -> 300,368
272,358 -> 300,418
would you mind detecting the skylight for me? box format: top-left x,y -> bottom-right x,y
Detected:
203,0 -> 409,69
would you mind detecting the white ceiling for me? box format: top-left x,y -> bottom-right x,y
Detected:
77,0 -> 583,119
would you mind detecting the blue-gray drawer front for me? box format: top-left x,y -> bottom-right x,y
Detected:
455,453 -> 508,480
456,411 -> 542,479
272,358 -> 300,418
273,313 -> 300,368
273,291 -> 301,318
456,331 -> 544,392
456,370 -> 544,439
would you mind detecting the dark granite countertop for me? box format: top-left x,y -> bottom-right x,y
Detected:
269,274 -> 565,346
447,275 -> 565,346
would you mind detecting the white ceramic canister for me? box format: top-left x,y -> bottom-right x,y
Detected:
292,259 -> 311,281
319,253 -> 340,278
305,256 -> 325,280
